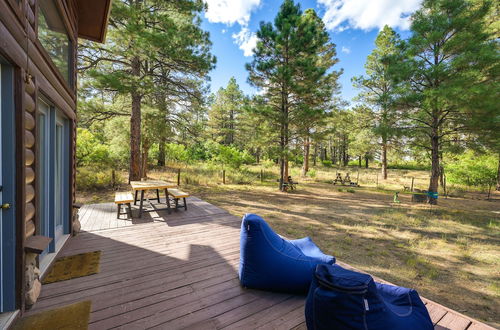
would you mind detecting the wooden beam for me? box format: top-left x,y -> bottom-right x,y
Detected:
24,235 -> 52,254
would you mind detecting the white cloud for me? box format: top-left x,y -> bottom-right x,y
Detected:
341,46 -> 351,54
204,0 -> 261,26
221,29 -> 227,34
318,0 -> 422,31
232,27 -> 257,57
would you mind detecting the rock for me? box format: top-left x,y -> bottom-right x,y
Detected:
73,218 -> 81,235
72,209 -> 81,235
25,278 -> 41,306
25,252 -> 37,264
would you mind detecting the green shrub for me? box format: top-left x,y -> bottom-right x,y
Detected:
76,128 -> 111,168
388,163 -> 430,171
204,141 -> 254,169
322,160 -> 333,167
165,143 -> 190,163
446,151 -> 497,190
307,169 -> 317,178
187,143 -> 208,161
76,167 -> 119,191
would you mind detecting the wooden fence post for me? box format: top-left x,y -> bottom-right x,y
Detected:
177,168 -> 181,186
411,177 -> 414,192
222,169 -> 226,184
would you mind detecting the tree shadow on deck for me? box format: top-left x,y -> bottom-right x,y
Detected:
27,223 -> 303,329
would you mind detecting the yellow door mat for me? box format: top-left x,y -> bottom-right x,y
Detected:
12,300 -> 91,330
43,251 -> 101,284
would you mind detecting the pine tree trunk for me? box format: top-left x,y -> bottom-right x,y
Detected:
229,109 -> 234,145
428,129 -> 440,205
496,152 -> 500,191
284,118 -> 289,185
313,143 -> 317,166
365,154 -> 369,168
141,141 -> 149,179
279,115 -> 285,190
381,139 -> 388,179
302,136 -> 310,177
319,144 -> 324,162
157,137 -> 166,166
129,56 -> 142,182
358,156 -> 362,167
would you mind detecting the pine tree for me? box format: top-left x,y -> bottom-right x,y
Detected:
353,25 -> 401,180
295,9 -> 342,177
208,77 -> 244,146
388,0 -> 499,204
246,0 -> 341,190
79,0 -> 215,181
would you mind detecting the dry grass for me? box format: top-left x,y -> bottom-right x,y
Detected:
76,165 -> 500,327
186,182 -> 500,327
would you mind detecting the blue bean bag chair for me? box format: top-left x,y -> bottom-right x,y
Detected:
239,213 -> 335,294
305,264 -> 433,330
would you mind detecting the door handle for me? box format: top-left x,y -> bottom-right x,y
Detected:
1,203 -> 11,210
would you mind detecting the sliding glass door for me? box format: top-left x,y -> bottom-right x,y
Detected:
37,99 -> 69,257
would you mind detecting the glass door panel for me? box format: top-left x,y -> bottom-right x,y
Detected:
54,120 -> 64,240
37,101 -> 50,255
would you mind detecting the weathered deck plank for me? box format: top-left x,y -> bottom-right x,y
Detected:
24,197 -> 495,330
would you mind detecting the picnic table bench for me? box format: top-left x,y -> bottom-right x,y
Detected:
114,192 -> 134,219
333,172 -> 359,187
277,176 -> 299,191
168,188 -> 190,210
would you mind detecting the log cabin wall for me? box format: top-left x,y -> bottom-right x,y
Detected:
0,0 -> 78,311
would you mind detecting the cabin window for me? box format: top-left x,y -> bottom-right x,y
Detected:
38,0 -> 72,85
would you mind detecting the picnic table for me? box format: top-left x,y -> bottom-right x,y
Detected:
130,180 -> 177,217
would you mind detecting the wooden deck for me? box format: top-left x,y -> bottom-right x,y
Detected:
26,197 -> 494,329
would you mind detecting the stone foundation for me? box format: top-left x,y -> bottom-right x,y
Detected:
72,207 -> 81,235
25,252 -> 41,307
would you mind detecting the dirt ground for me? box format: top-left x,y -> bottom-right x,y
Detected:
76,177 -> 500,327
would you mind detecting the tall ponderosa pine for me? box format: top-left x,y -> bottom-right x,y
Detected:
295,9 -> 342,177
389,0 -> 499,204
80,0 -> 215,181
247,0 -> 341,190
353,25 -> 401,180
208,77 -> 244,146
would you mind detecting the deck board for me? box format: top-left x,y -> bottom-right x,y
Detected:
25,196 -> 495,329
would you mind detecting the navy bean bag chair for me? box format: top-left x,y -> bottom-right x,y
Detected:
239,213 -> 335,294
305,264 -> 433,330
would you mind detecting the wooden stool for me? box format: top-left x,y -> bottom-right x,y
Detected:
115,192 -> 134,219
167,189 -> 190,211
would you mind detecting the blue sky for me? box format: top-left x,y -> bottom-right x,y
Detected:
201,0 -> 420,103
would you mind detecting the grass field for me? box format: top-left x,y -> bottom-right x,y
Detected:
76,164 -> 500,327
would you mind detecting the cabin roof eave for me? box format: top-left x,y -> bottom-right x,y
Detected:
76,0 -> 112,43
